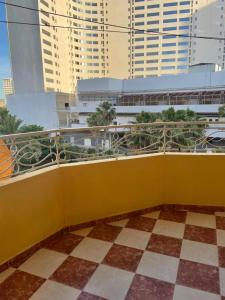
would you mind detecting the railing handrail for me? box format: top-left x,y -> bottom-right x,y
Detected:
1,120 -> 225,139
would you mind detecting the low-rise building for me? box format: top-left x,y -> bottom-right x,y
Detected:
7,92 -> 77,129
72,65 -> 225,126
7,64 -> 225,130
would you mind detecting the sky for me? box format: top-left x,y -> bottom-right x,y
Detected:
0,3 -> 11,98
0,3 -> 11,77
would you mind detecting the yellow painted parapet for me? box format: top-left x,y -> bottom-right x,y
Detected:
0,154 -> 225,265
0,166 -> 63,265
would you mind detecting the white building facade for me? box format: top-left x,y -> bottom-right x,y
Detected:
7,65 -> 225,129
72,65 -> 225,126
7,92 -> 76,130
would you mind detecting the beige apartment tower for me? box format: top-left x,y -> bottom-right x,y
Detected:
6,0 -> 225,94
3,78 -> 14,97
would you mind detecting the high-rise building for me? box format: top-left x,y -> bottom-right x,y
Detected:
0,99 -> 6,108
6,0 -> 225,94
6,0 -> 129,94
129,0 -> 225,78
3,78 -> 14,97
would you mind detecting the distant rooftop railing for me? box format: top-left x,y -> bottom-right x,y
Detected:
117,94 -> 225,106
0,121 -> 225,179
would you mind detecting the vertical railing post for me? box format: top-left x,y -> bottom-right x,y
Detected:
163,125 -> 167,154
55,131 -> 60,167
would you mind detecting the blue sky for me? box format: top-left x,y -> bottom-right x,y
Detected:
0,3 -> 11,79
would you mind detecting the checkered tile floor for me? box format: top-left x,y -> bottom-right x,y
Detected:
1,209 -> 225,300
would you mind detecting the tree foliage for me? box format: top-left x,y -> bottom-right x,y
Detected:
18,124 -> 44,133
131,108 -> 204,151
136,111 -> 161,123
136,107 -> 201,123
0,108 -> 22,135
0,108 -> 44,135
219,105 -> 225,117
87,101 -> 116,127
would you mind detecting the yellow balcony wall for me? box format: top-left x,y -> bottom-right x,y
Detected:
62,154 -> 163,226
163,154 -> 225,206
0,153 -> 225,265
0,167 -> 64,265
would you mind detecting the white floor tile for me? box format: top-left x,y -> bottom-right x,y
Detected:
137,251 -> 179,283
217,229 -> 225,247
115,228 -> 151,250
84,265 -> 134,300
19,249 -> 67,279
30,280 -> 81,300
153,219 -> 185,239
108,219 -> 129,227
186,212 -> 216,229
181,240 -> 218,266
220,268 -> 225,296
173,285 -> 221,300
142,211 -> 160,219
70,237 -> 112,263
215,212 -> 225,217
72,227 -> 93,237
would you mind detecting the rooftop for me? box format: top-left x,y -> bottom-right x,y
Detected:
78,68 -> 225,95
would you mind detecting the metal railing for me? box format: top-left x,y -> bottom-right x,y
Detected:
117,97 -> 225,106
0,121 -> 225,179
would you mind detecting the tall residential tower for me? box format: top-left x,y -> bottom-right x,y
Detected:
6,0 -> 225,94
3,78 -> 14,97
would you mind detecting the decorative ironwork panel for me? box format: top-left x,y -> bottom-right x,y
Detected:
0,121 -> 225,179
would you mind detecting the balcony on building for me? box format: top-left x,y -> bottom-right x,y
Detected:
0,121 -> 225,300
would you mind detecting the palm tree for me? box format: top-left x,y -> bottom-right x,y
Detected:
87,102 -> 116,152
128,108 -> 205,152
87,101 -> 116,127
136,111 -> 161,123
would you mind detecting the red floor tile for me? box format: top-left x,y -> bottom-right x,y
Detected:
218,246 -> 225,267
103,244 -> 143,272
147,233 -> 182,257
78,292 -> 107,300
216,216 -> 225,230
43,232 -> 83,254
176,259 -> 220,294
159,210 -> 187,223
0,270 -> 45,300
50,256 -> 98,289
184,224 -> 217,245
126,216 -> 156,232
2,208 -> 225,300
88,224 -> 122,242
125,274 -> 174,300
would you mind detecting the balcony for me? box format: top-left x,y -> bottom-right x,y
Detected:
0,122 -> 225,299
